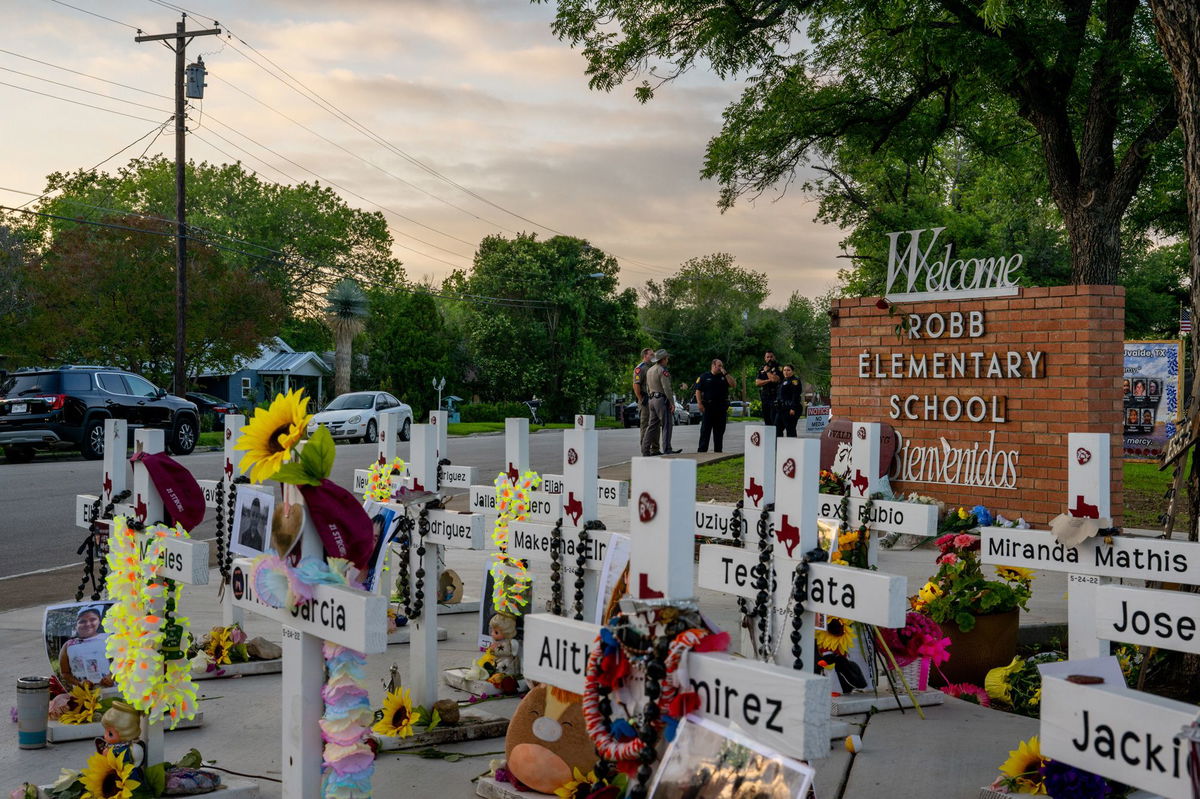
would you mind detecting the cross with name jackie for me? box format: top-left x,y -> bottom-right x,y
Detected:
697,433 -> 908,675
516,456 -> 832,769
1035,547 -> 1200,798
506,415 -> 615,624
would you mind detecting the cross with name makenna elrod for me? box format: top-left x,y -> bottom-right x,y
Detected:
521,455 -> 832,763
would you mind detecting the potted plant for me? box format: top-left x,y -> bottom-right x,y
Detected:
913,506 -> 1034,685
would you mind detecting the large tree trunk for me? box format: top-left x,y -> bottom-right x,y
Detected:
1148,0 -> 1200,538
335,329 -> 353,396
1062,204 -> 1125,285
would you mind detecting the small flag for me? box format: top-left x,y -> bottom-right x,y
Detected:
1182,306 -> 1193,335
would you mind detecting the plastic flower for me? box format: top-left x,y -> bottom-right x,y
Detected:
205,627 -> 235,666
59,682 -> 101,725
372,687 -> 416,738
236,389 -> 312,483
80,747 -> 140,799
815,617 -> 857,655
941,683 -> 991,706
555,767 -> 601,798
1039,759 -> 1110,798
985,657 -> 1024,704
957,507 -> 969,520
953,533 -> 979,550
995,565 -> 1035,583
972,505 -> 993,527
918,581 -> 943,605
999,736 -> 1048,793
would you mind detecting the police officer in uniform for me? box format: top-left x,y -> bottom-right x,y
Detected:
631,347 -> 658,456
775,364 -> 803,438
755,350 -> 782,426
693,358 -> 734,453
644,349 -> 680,455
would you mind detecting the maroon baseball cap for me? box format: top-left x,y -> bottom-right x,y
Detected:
131,451 -> 206,531
298,479 -> 374,570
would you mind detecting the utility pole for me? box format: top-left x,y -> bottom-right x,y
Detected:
136,15 -> 221,397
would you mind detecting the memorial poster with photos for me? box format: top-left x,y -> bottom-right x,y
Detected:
648,715 -> 815,799
1123,340 -> 1182,461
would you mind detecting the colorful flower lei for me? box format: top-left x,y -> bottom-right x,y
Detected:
321,643 -> 375,799
363,458 -> 406,503
103,518 -> 198,728
488,470 -> 540,615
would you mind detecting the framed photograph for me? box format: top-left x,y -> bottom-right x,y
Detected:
231,486 -> 274,557
44,601 -> 116,687
648,714 -> 815,799
362,500 -> 403,592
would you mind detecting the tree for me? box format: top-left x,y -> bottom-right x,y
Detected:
444,234 -> 639,420
639,254 -> 781,388
780,290 -> 834,396
363,285 -> 452,415
324,279 -> 368,397
538,0 -> 1178,285
7,214 -> 284,385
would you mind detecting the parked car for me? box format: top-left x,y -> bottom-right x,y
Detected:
185,392 -> 241,427
622,400 -> 689,427
0,366 -> 200,462
729,400 -> 749,417
686,400 -> 702,424
307,391 -> 413,443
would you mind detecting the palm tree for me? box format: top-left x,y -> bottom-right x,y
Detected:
324,279 -> 368,396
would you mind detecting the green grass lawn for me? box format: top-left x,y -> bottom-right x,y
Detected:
446,419 -> 621,436
198,431 -> 223,447
697,455 -> 1183,528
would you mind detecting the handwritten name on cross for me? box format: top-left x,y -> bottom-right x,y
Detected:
522,456 -> 832,761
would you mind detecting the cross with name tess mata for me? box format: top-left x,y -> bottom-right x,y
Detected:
693,423 -> 932,665
521,456 -> 833,763
696,427 -> 909,675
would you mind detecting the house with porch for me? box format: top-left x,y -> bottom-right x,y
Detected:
195,337 -> 332,410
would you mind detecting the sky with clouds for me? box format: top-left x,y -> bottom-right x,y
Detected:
1,0 -> 845,305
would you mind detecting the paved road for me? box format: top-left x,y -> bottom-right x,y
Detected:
0,422 -> 746,580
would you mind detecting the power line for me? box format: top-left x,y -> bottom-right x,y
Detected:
0,65 -> 172,114
0,47 -> 172,100
0,78 -> 166,123
46,0 -> 141,31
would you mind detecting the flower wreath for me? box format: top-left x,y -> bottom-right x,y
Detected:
103,517 -> 198,728
580,607 -> 729,788
488,469 -> 540,615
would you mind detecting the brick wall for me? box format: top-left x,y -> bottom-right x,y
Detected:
830,286 -> 1124,526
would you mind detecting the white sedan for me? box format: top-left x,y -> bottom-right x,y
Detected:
307,391 -> 413,443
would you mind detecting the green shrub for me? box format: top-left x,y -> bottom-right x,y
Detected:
458,401 -> 532,423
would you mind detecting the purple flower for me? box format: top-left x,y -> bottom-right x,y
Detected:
1040,759 -> 1110,798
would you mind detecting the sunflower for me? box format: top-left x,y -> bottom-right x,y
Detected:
205,627 -> 235,666
555,767 -> 602,798
59,682 -> 101,725
372,687 -> 416,738
995,565 -> 1036,583
815,617 -> 857,655
80,747 -> 140,799
999,736 -> 1047,793
984,657 -> 1024,704
236,389 -> 312,483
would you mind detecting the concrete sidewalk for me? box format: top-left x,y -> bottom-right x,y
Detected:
1,460 -> 1062,798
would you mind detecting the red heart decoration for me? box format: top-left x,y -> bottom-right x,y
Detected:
567,448 -> 578,465
751,432 -> 761,447
638,492 -> 657,523
1076,448 -> 1091,465
782,458 -> 796,479
856,427 -> 867,440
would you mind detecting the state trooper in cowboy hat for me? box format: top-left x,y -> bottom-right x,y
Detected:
643,349 -> 680,455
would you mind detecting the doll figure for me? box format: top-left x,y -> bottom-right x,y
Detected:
95,701 -> 146,778
486,613 -> 520,678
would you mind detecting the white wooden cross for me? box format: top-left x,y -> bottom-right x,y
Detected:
467,418 -> 561,525
1035,534 -> 1200,799
127,429 -> 211,767
980,433 -> 1129,659
518,456 -> 832,764
506,415 -> 614,624
230,488 -> 387,799
697,436 -> 908,672
195,414 -> 247,626
541,415 -> 630,509
75,418 -> 134,532
385,422 -> 486,709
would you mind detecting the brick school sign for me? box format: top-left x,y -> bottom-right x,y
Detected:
830,285 -> 1124,525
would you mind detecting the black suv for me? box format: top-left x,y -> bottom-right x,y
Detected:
0,367 -> 200,462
